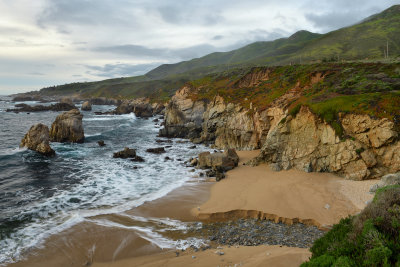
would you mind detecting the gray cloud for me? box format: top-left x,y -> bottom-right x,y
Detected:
93,43 -> 218,61
84,63 -> 161,78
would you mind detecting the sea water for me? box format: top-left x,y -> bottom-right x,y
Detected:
0,97 -> 208,265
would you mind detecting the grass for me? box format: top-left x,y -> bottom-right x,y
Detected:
301,186 -> 400,267
183,62 -> 400,137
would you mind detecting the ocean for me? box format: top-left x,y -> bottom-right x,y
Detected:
0,96 -> 208,265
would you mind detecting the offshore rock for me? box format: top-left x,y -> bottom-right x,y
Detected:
6,102 -> 77,113
50,109 -> 84,143
113,147 -> 136,158
81,101 -> 92,111
20,123 -> 55,156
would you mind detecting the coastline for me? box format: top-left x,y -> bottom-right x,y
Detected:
7,150 -> 377,267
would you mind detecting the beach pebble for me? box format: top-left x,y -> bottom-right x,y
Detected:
192,256 -> 196,259
324,204 -> 330,210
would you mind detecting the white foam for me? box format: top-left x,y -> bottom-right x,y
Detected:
0,147 -> 26,156
83,113 -> 136,121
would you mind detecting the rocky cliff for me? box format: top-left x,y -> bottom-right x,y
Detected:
160,65 -> 400,180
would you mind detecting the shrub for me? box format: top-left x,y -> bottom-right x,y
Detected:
302,186 -> 400,266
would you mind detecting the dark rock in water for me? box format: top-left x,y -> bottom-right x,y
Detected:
50,109 -> 84,143
20,123 -> 55,156
146,147 -> 166,154
113,147 -> 136,158
216,171 -> 226,181
131,155 -> 145,162
165,156 -> 172,161
133,166 -> 138,169
156,139 -> 173,143
153,119 -> 159,122
68,197 -> 81,203
81,101 -> 92,111
189,145 -> 197,149
199,172 -> 204,177
6,102 -> 77,113
98,140 -> 106,147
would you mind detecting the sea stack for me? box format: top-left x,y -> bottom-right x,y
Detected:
50,109 -> 85,143
81,101 -> 92,111
20,123 -> 55,156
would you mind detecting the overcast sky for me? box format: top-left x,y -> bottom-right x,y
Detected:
0,0 -> 398,94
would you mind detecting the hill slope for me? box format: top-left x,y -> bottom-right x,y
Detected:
36,5 -> 400,100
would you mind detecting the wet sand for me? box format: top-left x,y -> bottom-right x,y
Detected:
8,150 -> 378,267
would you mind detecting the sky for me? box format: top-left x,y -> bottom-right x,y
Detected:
0,0 -> 398,94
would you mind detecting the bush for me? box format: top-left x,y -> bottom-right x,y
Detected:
302,186 -> 400,266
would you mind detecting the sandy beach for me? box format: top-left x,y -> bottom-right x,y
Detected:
8,150 -> 377,267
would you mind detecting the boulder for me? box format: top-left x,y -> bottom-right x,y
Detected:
146,147 -> 166,154
20,123 -> 55,156
81,101 -> 92,111
198,149 -> 239,171
60,97 -> 74,106
50,109 -> 84,143
113,147 -> 137,158
370,172 -> 400,192
98,140 -> 106,147
115,101 -> 133,114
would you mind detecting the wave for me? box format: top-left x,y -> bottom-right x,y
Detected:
83,113 -> 136,121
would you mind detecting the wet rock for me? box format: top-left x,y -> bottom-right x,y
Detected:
156,139 -> 173,143
189,145 -> 197,149
98,140 -> 106,147
50,109 -> 84,143
146,147 -> 166,154
81,101 -> 92,111
113,147 -> 137,158
131,155 -> 145,162
7,102 -> 77,113
20,123 -> 55,156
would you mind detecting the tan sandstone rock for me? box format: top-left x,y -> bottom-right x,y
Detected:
81,101 -> 92,111
20,123 -> 55,156
50,109 -> 84,143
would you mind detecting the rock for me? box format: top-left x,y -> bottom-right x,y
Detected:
370,172 -> 400,192
113,147 -> 136,158
270,163 -> 281,172
20,123 -> 55,156
146,147 -> 166,154
50,109 -> 84,143
60,97 -> 74,106
81,101 -> 92,111
165,156 -> 172,161
131,155 -> 145,162
153,119 -> 159,122
189,145 -> 197,149
198,149 -> 239,171
216,171 -> 226,181
324,204 -> 331,210
115,101 -> 133,114
190,158 -> 198,166
98,140 -> 106,147
7,102 -> 77,113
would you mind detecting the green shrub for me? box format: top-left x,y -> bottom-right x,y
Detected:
302,186 -> 400,266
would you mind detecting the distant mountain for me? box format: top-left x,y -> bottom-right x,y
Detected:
147,5 -> 400,80
37,5 -> 400,100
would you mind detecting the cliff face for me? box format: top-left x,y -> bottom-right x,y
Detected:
160,86 -> 285,149
161,86 -> 399,180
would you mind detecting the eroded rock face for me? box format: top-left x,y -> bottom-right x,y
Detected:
81,101 -> 92,111
160,83 -> 400,180
50,109 -> 84,143
20,124 -> 55,156
253,106 -> 400,180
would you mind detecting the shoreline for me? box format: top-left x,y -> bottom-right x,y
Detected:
7,150 -> 377,267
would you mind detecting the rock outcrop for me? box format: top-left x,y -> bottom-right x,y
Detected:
198,149 -> 239,171
160,83 -> 400,180
20,124 -> 55,156
114,98 -> 164,117
50,109 -> 84,143
6,102 -> 77,113
113,147 -> 137,158
81,101 -> 92,111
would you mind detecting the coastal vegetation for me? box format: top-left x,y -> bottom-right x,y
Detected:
301,185 -> 400,266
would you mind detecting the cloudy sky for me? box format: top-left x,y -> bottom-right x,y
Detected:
0,0 -> 398,94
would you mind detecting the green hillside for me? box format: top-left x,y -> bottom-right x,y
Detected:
36,5 -> 400,101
